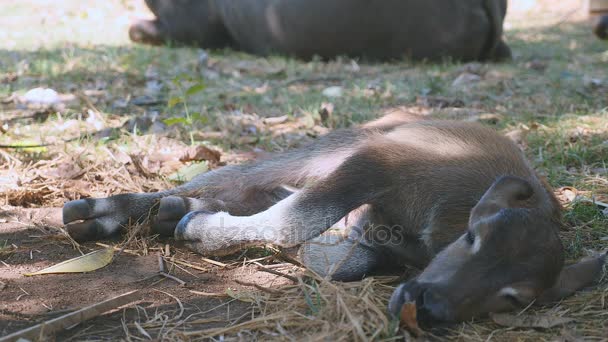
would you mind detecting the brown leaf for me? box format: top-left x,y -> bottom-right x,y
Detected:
263,115 -> 289,126
400,302 -> 423,336
130,154 -> 156,178
180,145 -> 222,164
490,313 -> 574,329
557,187 -> 578,203
45,163 -> 85,180
62,180 -> 92,200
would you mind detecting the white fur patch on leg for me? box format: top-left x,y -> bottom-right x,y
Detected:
179,194 -> 301,255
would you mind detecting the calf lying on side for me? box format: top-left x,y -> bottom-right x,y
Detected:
63,113 -> 605,325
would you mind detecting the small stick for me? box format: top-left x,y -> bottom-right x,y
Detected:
167,258 -> 208,272
159,272 -> 186,286
260,263 -> 292,269
157,253 -> 165,273
234,279 -> 283,295
255,264 -> 298,283
189,290 -> 228,297
0,290 -> 140,342
199,257 -> 227,268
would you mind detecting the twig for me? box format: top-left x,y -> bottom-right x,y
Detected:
158,253 -> 165,273
0,290 -> 140,342
199,257 -> 227,268
255,264 -> 298,283
166,258 -> 208,272
94,243 -> 139,256
153,290 -> 184,321
259,262 -> 293,269
234,279 -> 283,295
282,76 -> 343,87
189,290 -> 228,297
0,143 -> 54,149
159,272 -> 186,286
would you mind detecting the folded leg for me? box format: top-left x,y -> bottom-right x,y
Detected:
298,205 -> 392,281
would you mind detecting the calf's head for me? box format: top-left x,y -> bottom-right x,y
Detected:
389,176 -> 605,325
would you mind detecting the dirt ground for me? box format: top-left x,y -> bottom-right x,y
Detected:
0,206 -> 295,340
1,0 -> 607,341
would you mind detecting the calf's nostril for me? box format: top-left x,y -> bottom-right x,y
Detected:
416,289 -> 451,325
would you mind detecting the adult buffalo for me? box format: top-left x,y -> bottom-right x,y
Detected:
594,15 -> 608,39
130,0 -> 512,61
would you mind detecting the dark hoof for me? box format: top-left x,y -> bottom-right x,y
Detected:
66,219 -> 103,242
63,197 -> 128,241
491,40 -> 512,62
174,211 -> 203,240
63,199 -> 93,224
152,196 -> 189,236
129,19 -> 165,45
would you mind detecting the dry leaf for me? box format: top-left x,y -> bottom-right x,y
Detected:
400,302 -> 423,336
44,163 -> 85,180
180,145 -> 221,164
558,187 -> 578,203
168,162 -> 209,182
490,313 -> 574,328
25,248 -> 114,276
130,154 -> 156,178
263,115 -> 289,125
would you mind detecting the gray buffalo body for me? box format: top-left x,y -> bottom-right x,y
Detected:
134,0 -> 511,61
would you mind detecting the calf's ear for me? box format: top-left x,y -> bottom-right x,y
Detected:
470,176 -> 534,224
537,251 -> 607,304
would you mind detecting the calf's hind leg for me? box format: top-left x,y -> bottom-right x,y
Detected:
63,167 -> 289,242
63,124 -> 371,242
175,149 -> 391,256
64,193 -> 167,242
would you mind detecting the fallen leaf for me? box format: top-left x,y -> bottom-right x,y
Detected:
322,86 -> 343,98
130,154 -> 156,178
44,163 -> 85,180
180,145 -> 221,164
452,72 -> 481,88
263,115 -> 289,126
490,313 -> 574,329
558,187 -> 578,203
400,302 -> 423,336
21,87 -> 60,105
25,248 -> 114,276
168,162 -> 209,182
